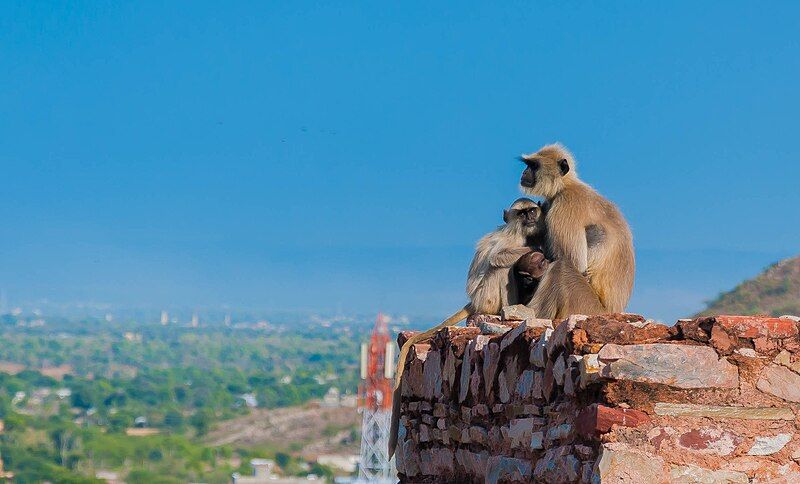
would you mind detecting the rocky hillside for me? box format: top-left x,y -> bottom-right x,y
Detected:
697,255 -> 800,317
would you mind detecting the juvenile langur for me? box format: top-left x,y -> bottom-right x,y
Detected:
519,143 -> 635,319
388,198 -> 543,457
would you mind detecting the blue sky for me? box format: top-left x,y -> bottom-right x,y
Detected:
2,2 -> 799,322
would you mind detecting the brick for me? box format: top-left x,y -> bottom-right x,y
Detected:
757,365 -> 800,402
714,315 -> 799,339
598,343 -> 739,389
654,402 -> 794,420
576,404 -> 650,439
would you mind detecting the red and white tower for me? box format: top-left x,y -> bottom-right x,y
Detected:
356,314 -> 396,483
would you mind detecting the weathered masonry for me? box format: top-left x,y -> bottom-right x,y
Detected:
394,310 -> 800,483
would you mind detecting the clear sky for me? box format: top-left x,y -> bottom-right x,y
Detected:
2,2 -> 799,322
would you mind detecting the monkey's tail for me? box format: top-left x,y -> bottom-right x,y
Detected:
388,306 -> 469,458
393,306 -> 469,391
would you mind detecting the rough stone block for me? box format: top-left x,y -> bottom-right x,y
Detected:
507,418 -> 535,449
482,342 -> 500,397
422,349 -> 442,400
486,456 -> 532,484
534,446 -> 580,483
757,365 -> 800,402
458,340 -> 473,403
670,464 -> 748,483
747,433 -> 792,456
500,320 -> 527,352
515,369 -> 534,399
501,304 -> 538,321
547,315 -> 584,356
530,327 -> 553,368
653,402 -> 794,420
598,343 -> 739,389
592,444 -> 668,483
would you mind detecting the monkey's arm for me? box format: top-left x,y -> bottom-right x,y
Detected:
488,246 -> 532,268
547,210 -> 589,274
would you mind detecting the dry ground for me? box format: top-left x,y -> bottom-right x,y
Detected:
205,402 -> 361,458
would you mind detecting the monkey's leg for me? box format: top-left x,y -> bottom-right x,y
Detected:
528,260 -> 605,320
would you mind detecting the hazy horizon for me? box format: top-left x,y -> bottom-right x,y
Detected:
3,2 -> 799,324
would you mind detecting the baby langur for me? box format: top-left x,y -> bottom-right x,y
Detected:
519,143 -> 635,319
388,198 -> 543,457
514,251 -> 549,305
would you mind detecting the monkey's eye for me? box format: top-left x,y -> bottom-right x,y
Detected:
528,160 -> 540,170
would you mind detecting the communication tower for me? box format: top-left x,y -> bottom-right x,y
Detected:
356,314 -> 396,483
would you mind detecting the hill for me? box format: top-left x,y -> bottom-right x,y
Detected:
697,255 -> 800,317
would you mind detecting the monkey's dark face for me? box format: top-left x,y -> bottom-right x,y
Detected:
519,156 -> 569,188
519,147 -> 573,199
516,206 -> 541,228
504,201 -> 541,230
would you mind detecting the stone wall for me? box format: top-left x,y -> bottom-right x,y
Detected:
394,309 -> 800,483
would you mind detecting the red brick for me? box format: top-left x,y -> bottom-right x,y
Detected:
714,315 -> 799,339
576,404 -> 650,439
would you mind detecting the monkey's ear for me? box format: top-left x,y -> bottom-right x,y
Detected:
503,210 -> 510,223
559,159 -> 570,176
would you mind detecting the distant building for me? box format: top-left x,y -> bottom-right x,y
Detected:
191,313 -> 199,327
160,310 -> 169,325
95,470 -> 121,483
321,387 -> 341,407
238,393 -> 258,408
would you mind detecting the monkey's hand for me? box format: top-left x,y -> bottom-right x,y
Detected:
489,246 -> 533,268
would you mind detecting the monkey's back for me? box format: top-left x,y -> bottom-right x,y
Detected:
554,183 -> 635,313
466,230 -> 522,314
